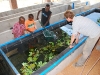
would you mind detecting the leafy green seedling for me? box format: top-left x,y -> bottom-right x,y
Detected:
43,47 -> 48,51
33,57 -> 38,62
30,49 -> 34,52
29,52 -> 33,56
37,61 -> 47,68
27,57 -> 33,62
49,56 -> 54,60
49,42 -> 54,46
28,64 -> 35,69
22,62 -> 28,67
66,40 -> 70,45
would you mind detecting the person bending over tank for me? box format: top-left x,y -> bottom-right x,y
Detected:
25,14 -> 37,33
12,16 -> 25,38
37,4 -> 52,26
64,10 -> 100,67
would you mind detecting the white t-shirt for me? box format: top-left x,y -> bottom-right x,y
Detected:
72,16 -> 100,38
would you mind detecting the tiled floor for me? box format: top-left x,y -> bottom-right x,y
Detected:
57,39 -> 100,75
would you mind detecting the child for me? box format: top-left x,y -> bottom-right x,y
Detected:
12,16 -> 25,38
37,4 -> 52,26
25,14 -> 37,33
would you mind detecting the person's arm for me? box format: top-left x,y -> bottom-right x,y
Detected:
12,25 -> 15,34
69,24 -> 79,48
23,24 -> 27,34
37,10 -> 42,20
75,32 -> 80,44
25,25 -> 33,33
70,32 -> 80,48
25,26 -> 33,33
70,34 -> 76,48
44,13 -> 52,26
34,21 -> 37,29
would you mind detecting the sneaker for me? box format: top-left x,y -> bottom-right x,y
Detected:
74,62 -> 83,67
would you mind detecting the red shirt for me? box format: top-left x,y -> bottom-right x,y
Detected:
12,22 -> 25,38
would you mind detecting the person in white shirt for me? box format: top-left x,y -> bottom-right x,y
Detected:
64,10 -> 100,67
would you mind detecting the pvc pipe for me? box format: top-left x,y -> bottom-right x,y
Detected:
86,2 -> 88,5
72,3 -> 74,9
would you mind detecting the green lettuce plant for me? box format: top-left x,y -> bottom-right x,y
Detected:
20,31 -> 71,75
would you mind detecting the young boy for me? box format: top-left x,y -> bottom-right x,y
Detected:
37,4 -> 52,26
25,14 -> 37,33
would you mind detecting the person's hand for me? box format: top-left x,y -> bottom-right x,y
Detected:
44,24 -> 46,27
44,22 -> 48,27
13,34 -> 17,38
69,44 -> 74,48
26,29 -> 33,33
34,25 -> 37,29
10,27 -> 13,30
30,31 -> 33,33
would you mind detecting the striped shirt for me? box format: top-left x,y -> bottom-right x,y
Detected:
72,16 -> 100,38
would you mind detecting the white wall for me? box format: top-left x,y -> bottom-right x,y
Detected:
0,0 -> 10,12
80,0 -> 100,4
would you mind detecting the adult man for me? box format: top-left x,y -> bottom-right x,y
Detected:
12,16 -> 25,38
37,4 -> 52,26
64,10 -> 100,67
25,14 -> 37,33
